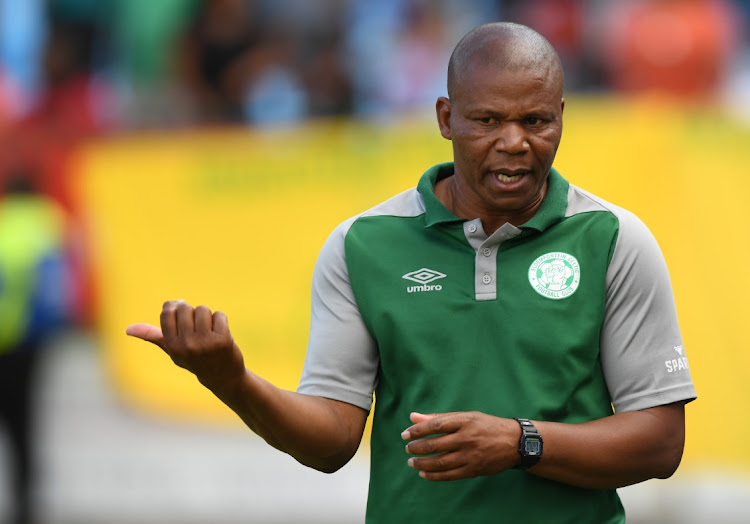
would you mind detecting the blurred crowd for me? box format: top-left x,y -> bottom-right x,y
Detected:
0,0 -> 745,293
0,0 -> 747,133
0,0 -> 745,320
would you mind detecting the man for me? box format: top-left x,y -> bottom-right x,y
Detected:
0,173 -> 72,524
127,22 -> 696,522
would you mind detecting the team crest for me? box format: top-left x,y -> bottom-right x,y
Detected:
528,252 -> 581,300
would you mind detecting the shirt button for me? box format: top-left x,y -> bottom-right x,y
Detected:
482,274 -> 492,285
482,247 -> 492,257
468,224 -> 477,233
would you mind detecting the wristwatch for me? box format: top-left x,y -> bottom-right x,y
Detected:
514,418 -> 543,469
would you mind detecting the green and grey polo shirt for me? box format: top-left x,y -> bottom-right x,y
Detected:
298,162 -> 696,523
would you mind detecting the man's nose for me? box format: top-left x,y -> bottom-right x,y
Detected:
493,122 -> 530,154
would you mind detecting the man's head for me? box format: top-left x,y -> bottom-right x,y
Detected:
436,22 -> 565,228
447,23 -> 564,100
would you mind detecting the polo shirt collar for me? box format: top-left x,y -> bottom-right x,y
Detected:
418,162 -> 461,227
417,163 -> 569,232
518,167 -> 569,232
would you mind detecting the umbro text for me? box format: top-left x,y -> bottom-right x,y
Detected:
407,284 -> 443,293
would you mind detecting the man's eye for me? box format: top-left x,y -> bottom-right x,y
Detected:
478,117 -> 497,124
525,117 -> 544,126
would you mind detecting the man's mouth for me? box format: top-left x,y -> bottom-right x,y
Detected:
494,170 -> 530,183
497,173 -> 523,182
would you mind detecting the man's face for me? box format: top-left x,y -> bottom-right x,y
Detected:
436,60 -> 564,224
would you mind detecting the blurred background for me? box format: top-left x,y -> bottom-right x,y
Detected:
0,0 -> 748,522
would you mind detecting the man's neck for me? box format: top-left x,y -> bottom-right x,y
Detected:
434,175 -> 546,235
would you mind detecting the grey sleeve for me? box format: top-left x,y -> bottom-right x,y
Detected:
601,209 -> 697,413
296,218 -> 379,411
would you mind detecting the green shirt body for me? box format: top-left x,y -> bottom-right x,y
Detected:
299,163 -> 696,523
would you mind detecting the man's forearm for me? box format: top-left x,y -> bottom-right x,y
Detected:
204,369 -> 368,473
532,402 -> 686,489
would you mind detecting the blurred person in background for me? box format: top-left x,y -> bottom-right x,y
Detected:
0,171 -> 73,524
176,0 -> 352,125
723,0 -> 750,120
384,1 -> 452,112
344,0 -> 498,116
127,22 -> 696,522
177,0 -> 268,123
0,0 -> 47,120
501,0 -> 609,91
600,0 -> 741,98
0,2 -> 114,328
108,0 -> 197,128
300,25 -> 353,119
256,0 -> 353,120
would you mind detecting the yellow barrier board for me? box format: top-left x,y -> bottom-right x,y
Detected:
73,98 -> 750,469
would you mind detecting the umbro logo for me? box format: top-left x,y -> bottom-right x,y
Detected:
403,268 -> 446,293
403,268 -> 446,284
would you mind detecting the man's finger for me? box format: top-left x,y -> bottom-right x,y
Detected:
402,412 -> 461,441
175,301 -> 195,335
160,300 -> 180,339
416,464 -> 476,482
194,305 -> 213,333
405,432 -> 460,456
408,450 -> 465,473
125,323 -> 166,350
212,310 -> 229,334
410,412 -> 438,424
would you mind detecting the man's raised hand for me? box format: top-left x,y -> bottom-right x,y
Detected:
126,300 -> 246,392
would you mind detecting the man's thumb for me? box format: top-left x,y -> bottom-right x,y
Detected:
126,323 -> 165,350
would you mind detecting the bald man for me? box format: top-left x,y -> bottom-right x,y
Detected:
127,23 -> 696,523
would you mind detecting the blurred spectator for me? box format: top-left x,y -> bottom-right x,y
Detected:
113,0 -> 196,87
254,0 -> 353,118
177,0 -> 272,123
600,0 -> 741,97
0,15 -> 107,206
107,0 -> 197,127
0,10 -> 113,328
238,23 -> 309,124
301,26 -> 353,118
0,0 -> 47,119
175,0 -> 353,125
0,172 -> 73,524
386,1 -> 451,111
0,69 -> 24,129
503,0 -> 609,91
344,0 -> 498,117
3,0 -> 750,125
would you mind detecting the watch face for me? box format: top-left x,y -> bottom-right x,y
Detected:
524,438 -> 542,455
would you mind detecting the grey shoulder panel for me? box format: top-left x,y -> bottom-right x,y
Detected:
297,216 -> 378,411
360,186 -> 425,219
297,188 -> 424,410
579,188 -> 696,412
565,184 -> 612,217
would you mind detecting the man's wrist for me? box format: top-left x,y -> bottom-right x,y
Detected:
198,366 -> 249,403
513,418 -> 543,469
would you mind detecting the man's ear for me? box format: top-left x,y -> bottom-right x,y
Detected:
436,96 -> 452,140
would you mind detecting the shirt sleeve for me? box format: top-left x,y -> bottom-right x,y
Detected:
600,208 -> 697,413
296,217 -> 379,411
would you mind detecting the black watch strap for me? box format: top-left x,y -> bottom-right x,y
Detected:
514,418 -> 543,469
